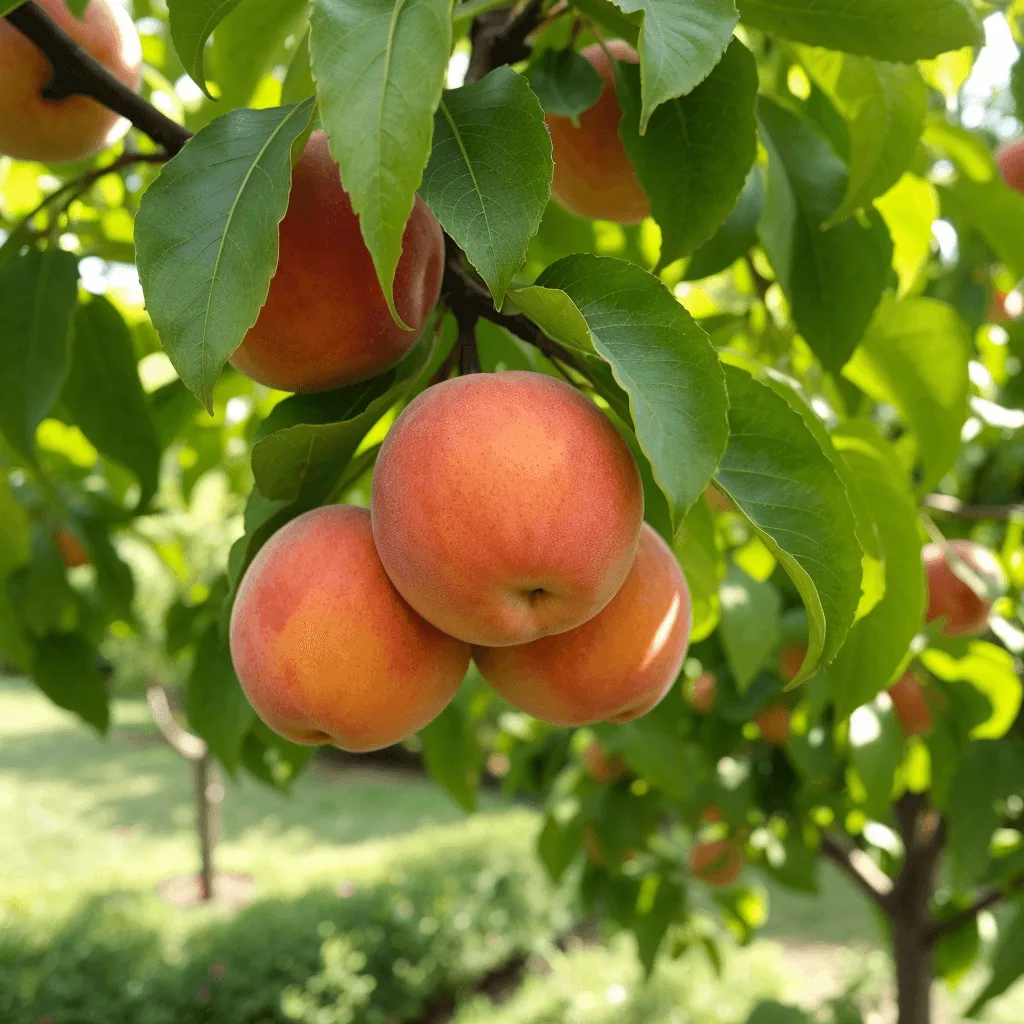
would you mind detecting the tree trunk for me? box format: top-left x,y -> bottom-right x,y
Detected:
893,918 -> 932,1024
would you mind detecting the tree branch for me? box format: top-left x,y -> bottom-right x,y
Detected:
923,494 -> 1024,521
820,832 -> 894,910
4,1 -> 192,155
927,874 -> 1024,946
465,0 -> 544,84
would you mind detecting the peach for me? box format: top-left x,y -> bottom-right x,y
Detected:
923,539 -> 1005,637
997,138 -> 1024,195
229,506 -> 470,752
701,804 -> 724,825
0,0 -> 141,162
54,526 -> 89,568
581,739 -> 627,783
888,670 -> 933,737
778,643 -> 806,683
474,524 -> 691,725
229,131 -> 444,393
704,485 -> 731,513
371,371 -> 643,646
686,671 -> 716,713
546,41 -> 649,223
755,703 -> 791,746
689,839 -> 743,887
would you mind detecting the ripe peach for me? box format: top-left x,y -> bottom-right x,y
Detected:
229,131 -> 444,393
997,138 -> 1024,195
701,804 -> 724,825
229,506 -> 469,752
923,539 -> 1005,637
778,643 -> 806,683
689,839 -> 743,887
371,371 -> 643,646
755,703 -> 791,746
887,670 -> 933,737
545,41 -> 649,224
474,524 -> 690,725
54,527 -> 89,568
0,0 -> 141,163
581,739 -> 627,783
686,671 -> 716,714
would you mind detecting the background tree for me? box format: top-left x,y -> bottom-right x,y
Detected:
1,1 -> 1023,1022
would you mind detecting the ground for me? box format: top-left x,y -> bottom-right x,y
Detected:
1,678 -> 1021,1022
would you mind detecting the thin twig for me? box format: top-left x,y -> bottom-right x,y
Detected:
5,1 -> 192,155
924,494 -> 1024,521
820,833 -> 893,909
926,874 -> 1024,946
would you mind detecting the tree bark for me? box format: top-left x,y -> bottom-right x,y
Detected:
893,918 -> 933,1024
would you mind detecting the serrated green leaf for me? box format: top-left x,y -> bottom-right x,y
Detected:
828,424 -> 925,721
616,39 -> 758,268
719,564 -> 781,691
757,97 -> 892,374
683,166 -> 764,280
32,632 -> 109,734
421,67 -> 552,307
168,0 -> 244,98
0,248 -> 79,456
511,253 -> 729,529
61,295 -> 162,509
525,47 -> 603,123
843,296 -> 970,493
714,365 -> 861,684
310,0 -> 452,325
186,624 -> 255,773
737,0 -> 982,62
608,0 -> 738,133
136,100 -> 316,412
796,47 -> 926,224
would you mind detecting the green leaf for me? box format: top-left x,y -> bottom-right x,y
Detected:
77,517 -> 135,624
282,27 -> 316,105
571,0 -> 641,44
736,0 -> 982,62
828,424 -> 926,721
875,173 -> 938,296
795,48 -> 926,224
511,254 -> 730,529
168,0 -> 244,98
61,295 -> 162,509
0,476 -> 31,670
420,67 -> 552,307
242,717 -> 317,791
310,0 -> 452,324
757,97 -> 892,374
616,40 -> 758,267
683,167 -> 765,280
713,365 -> 862,684
920,642 -> 1023,741
32,632 -> 109,734
538,808 -> 585,882
633,876 -> 685,975
843,296 -> 971,493
420,680 -> 481,812
940,173 -> 1024,281
525,47 -> 603,123
935,913 -> 980,990
136,100 -> 316,411
0,248 -> 79,456
746,1003 -> 814,1024
208,0 -> 310,109
186,624 -> 255,773
848,693 -> 902,818
674,495 -> 722,642
966,897 -> 1024,1018
608,0 -> 738,133
719,564 -> 781,692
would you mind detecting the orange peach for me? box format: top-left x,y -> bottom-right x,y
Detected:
689,839 -> 743,887
755,703 -> 791,746
474,524 -> 690,725
54,526 -> 89,568
546,41 -> 649,224
371,371 -> 643,646
581,739 -> 627,783
229,506 -> 470,752
887,670 -> 933,737
923,539 -> 1005,637
687,671 -> 716,714
0,0 -> 141,162
229,131 -> 444,393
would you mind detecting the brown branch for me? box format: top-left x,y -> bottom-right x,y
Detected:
5,1 -> 192,155
923,494 -> 1024,521
820,833 -> 893,910
926,874 -> 1024,946
465,0 -> 544,84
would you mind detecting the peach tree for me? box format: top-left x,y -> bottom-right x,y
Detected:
0,1 -> 1023,1021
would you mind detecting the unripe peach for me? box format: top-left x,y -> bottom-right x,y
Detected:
474,524 -> 690,725
581,739 -> 627,784
54,526 -> 89,568
686,671 -> 716,714
923,539 -> 1005,637
689,838 -> 743,887
371,371 -> 643,647
755,703 -> 791,746
887,670 -> 933,737
0,0 -> 141,162
229,131 -> 444,393
545,41 -> 649,224
229,506 -> 469,752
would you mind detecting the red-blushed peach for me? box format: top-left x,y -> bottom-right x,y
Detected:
371,371 -> 644,646
229,506 -> 470,752
581,739 -> 627,783
0,0 -> 141,162
689,839 -> 743,887
686,671 -> 716,713
923,539 -> 1005,637
228,131 -> 444,394
888,670 -> 933,737
546,41 -> 650,224
997,138 -> 1024,195
754,703 -> 791,746
54,527 -> 89,568
473,524 -> 690,725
